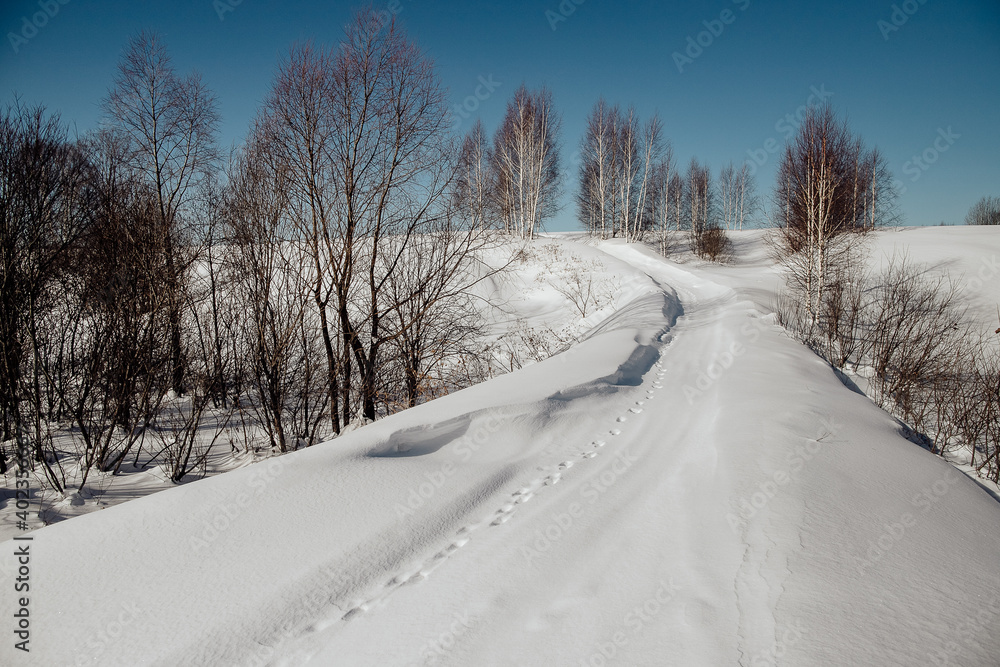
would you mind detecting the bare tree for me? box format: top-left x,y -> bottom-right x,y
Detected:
104,30 -> 220,396
647,150 -> 678,256
258,42 -> 344,432
491,84 -> 562,239
326,10 -> 460,421
772,104 -> 896,327
224,131 -> 328,452
718,162 -> 736,231
718,161 -> 760,231
612,107 -> 640,241
577,99 -> 614,238
385,228 -> 491,409
686,157 -> 712,236
454,120 -> 495,231
252,11 -> 499,427
669,172 -> 685,233
630,114 -> 663,242
685,157 -> 728,260
733,162 -> 759,231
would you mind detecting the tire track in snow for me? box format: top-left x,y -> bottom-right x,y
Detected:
598,241 -> 789,664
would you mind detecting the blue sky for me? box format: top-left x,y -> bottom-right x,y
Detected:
2,0 -> 998,230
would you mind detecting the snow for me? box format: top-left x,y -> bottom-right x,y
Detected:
2,228 -> 999,666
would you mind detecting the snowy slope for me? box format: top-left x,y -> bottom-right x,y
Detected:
866,226 -> 1000,338
3,235 -> 1000,666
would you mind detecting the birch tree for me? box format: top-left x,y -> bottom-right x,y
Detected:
455,119 -> 495,231
773,104 -> 895,327
491,85 -> 562,239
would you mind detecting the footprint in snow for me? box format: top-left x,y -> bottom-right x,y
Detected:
342,602 -> 370,621
492,500 -> 519,526
635,400 -> 645,406
617,416 -> 627,422
593,440 -> 606,447
582,451 -> 596,459
558,460 -> 574,470
515,491 -> 534,504
492,513 -> 513,526
610,428 -> 621,436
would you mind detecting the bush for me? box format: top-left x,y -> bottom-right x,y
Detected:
693,225 -> 732,262
965,195 -> 1000,226
776,250 -> 999,478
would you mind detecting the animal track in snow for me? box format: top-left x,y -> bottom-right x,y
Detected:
342,605 -> 368,622
629,407 -> 643,414
558,460 -> 574,470
609,428 -> 621,436
616,416 -> 627,423
582,451 -> 596,459
335,504 -> 484,627
635,400 -> 645,406
593,440 -> 606,448
492,501 -> 517,526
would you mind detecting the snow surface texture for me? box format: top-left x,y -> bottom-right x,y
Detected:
2,231 -> 999,666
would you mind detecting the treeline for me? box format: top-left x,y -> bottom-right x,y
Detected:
574,101 -> 760,260
1,11 -> 565,490
4,7 -> 996,493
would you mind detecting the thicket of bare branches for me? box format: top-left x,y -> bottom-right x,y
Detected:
776,250 -> 1000,482
0,103 -> 96,482
2,14 -> 509,500
965,195 -> 1000,226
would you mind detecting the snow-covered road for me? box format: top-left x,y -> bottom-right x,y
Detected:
4,240 -> 999,666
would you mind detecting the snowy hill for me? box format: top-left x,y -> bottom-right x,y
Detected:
2,229 -> 999,666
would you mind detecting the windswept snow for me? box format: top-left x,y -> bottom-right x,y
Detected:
2,230 -> 999,666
